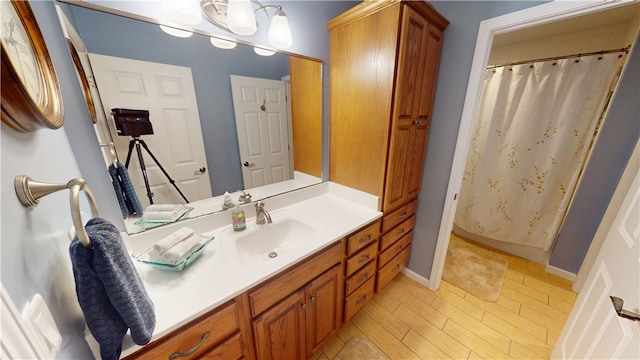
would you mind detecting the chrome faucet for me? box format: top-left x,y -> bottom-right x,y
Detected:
238,190 -> 252,204
255,201 -> 272,225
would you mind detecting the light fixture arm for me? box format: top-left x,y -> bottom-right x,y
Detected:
253,4 -> 286,18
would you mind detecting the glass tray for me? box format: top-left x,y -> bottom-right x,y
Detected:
133,206 -> 194,230
133,235 -> 214,271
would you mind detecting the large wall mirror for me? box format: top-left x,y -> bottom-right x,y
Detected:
55,1 -> 323,233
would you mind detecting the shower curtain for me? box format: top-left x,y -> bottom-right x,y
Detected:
455,53 -> 624,251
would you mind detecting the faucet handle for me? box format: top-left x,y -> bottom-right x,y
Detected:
255,201 -> 264,210
239,190 -> 251,204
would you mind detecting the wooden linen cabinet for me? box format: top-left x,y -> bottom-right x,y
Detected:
329,0 -> 448,296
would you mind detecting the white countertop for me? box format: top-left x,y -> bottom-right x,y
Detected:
97,182 -> 381,358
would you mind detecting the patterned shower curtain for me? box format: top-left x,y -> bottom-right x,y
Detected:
455,52 -> 624,251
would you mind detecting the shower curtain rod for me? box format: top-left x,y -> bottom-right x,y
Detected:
487,45 -> 630,69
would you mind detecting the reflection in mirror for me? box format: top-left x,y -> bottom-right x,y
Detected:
55,2 -> 322,234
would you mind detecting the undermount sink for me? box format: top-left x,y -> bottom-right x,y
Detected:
221,210 -> 325,267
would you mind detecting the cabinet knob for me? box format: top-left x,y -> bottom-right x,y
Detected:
169,331 -> 210,359
414,120 -> 423,125
301,303 -> 307,311
357,254 -> 371,264
310,296 -> 317,303
356,273 -> 369,284
355,294 -> 367,305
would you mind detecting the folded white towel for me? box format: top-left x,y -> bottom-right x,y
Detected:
143,206 -> 185,222
146,204 -> 183,212
161,234 -> 203,265
151,227 -> 194,256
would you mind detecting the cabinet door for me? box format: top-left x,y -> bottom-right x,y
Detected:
252,290 -> 306,360
383,5 -> 442,212
305,265 -> 341,357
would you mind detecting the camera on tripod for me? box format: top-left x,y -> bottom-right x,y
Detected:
111,108 -> 154,137
110,108 -> 189,204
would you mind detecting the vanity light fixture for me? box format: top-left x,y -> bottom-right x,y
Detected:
201,0 -> 293,48
253,46 -> 275,56
159,25 -> 194,38
210,37 -> 237,49
160,0 -> 201,38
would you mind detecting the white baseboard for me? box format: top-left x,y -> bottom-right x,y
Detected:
545,264 -> 576,283
401,268 -> 431,289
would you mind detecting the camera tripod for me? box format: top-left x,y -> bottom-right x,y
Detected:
124,136 -> 189,204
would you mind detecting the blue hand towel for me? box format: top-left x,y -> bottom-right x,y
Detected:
69,218 -> 155,360
108,164 -> 129,218
117,162 -> 144,216
108,161 -> 144,218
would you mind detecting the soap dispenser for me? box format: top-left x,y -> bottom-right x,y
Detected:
222,191 -> 234,210
231,204 -> 246,231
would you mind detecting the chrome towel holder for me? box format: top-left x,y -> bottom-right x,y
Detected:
14,175 -> 99,248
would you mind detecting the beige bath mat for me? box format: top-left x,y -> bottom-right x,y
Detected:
333,338 -> 387,360
442,236 -> 509,302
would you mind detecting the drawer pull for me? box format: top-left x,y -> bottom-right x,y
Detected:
394,246 -> 403,253
356,273 -> 370,284
398,212 -> 408,219
169,331 -> 210,359
393,264 -> 401,273
396,229 -> 406,236
357,254 -> 371,264
359,235 -> 372,243
355,294 -> 367,305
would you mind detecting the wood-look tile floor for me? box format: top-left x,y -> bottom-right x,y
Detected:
312,236 -> 577,360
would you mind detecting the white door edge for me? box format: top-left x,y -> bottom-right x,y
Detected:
429,1 -> 632,291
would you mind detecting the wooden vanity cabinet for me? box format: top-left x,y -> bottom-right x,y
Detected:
329,0 -> 448,289
249,242 -> 343,359
123,297 -> 249,360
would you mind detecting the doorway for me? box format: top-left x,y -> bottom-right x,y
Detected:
431,1 -> 640,292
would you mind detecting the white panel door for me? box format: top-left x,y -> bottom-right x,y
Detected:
552,140 -> 639,359
230,75 -> 291,188
90,54 -> 212,207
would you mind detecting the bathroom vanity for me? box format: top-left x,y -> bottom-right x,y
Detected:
100,182 -> 383,360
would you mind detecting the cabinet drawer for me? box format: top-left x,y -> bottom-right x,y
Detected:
125,301 -> 238,360
345,260 -> 376,296
200,332 -> 244,360
345,242 -> 377,277
376,245 -> 411,292
346,220 -> 381,256
378,231 -> 413,269
382,199 -> 418,233
249,241 -> 342,317
344,277 -> 375,321
380,215 -> 415,251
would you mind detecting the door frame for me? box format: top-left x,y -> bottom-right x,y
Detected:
429,1 -> 633,292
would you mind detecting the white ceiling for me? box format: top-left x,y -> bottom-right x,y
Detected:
493,2 -> 640,47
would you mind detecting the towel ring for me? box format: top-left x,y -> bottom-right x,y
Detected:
14,175 -> 99,247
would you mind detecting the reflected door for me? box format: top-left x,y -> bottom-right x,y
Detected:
90,54 -> 212,207
230,75 -> 291,188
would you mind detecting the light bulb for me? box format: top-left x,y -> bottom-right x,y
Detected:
268,9 -> 292,48
210,37 -> 237,49
159,25 -> 193,38
227,0 -> 257,35
254,47 -> 275,56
